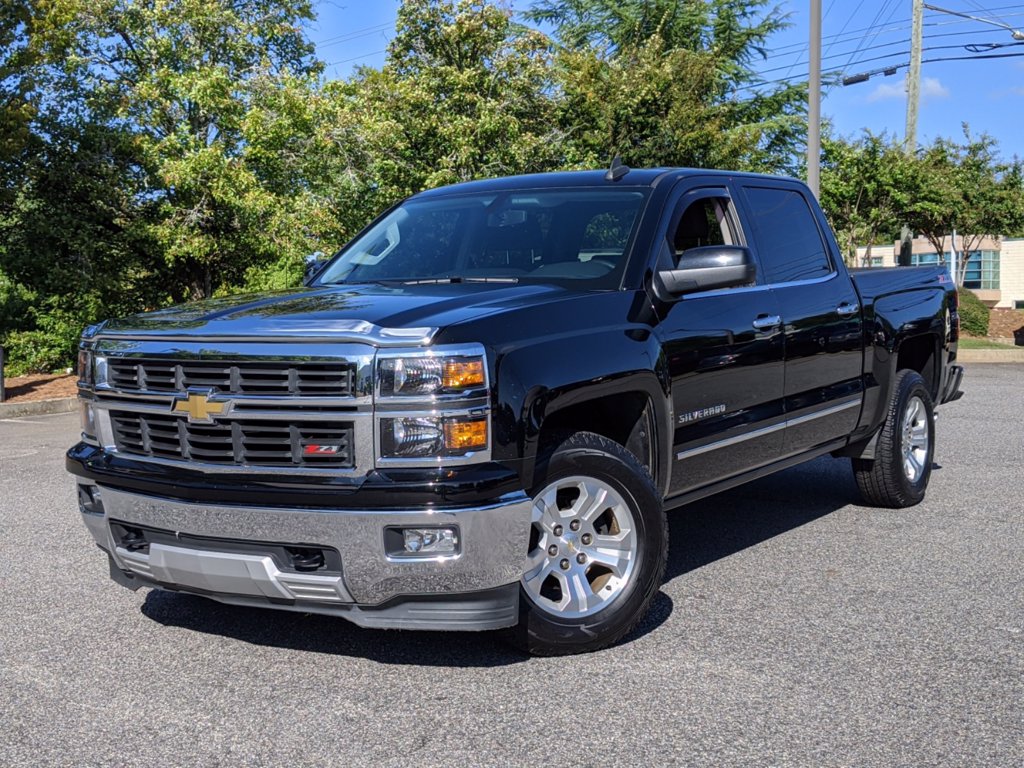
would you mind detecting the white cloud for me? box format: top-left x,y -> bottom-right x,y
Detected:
922,77 -> 950,100
866,76 -> 949,103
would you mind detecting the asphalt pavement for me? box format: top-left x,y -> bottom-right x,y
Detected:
1,364 -> 1021,767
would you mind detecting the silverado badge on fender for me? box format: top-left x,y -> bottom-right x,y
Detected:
678,404 -> 727,424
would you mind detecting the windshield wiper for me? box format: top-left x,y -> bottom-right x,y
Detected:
394,276 -> 520,285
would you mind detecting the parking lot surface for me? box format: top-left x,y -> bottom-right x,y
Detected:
1,363 -> 1021,767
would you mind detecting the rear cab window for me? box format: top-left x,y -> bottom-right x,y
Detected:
740,185 -> 833,284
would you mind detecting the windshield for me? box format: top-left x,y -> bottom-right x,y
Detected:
316,188 -> 649,288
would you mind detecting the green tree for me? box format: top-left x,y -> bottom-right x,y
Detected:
0,1 -> 36,200
0,116 -> 164,371
529,0 -> 806,172
339,0 -> 562,205
819,130 -> 909,266
239,72 -> 377,290
903,128 -> 1024,285
33,0 -> 322,302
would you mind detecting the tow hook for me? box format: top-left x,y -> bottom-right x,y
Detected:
121,528 -> 147,552
287,548 -> 326,572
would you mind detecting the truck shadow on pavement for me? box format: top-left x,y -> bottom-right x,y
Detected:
140,455 -> 867,664
662,455 -> 861,583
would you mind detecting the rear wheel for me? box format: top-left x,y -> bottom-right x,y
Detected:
853,369 -> 935,508
508,432 -> 667,656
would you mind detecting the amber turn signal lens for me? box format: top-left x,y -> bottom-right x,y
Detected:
443,419 -> 487,451
442,358 -> 485,390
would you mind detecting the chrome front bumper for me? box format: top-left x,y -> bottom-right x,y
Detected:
78,482 -> 533,627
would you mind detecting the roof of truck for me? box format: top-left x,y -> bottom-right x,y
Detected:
412,168 -> 802,198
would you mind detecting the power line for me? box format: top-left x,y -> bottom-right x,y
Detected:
325,48 -> 389,68
783,0 -> 839,80
317,23 -> 393,50
756,8 -> 1024,79
766,2 -> 1024,55
743,40 -> 1024,91
840,0 -> 896,73
757,23 -> 1012,77
844,0 -> 903,71
839,48 -> 1024,83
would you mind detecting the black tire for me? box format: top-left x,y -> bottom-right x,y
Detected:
853,369 -> 935,508
507,431 -> 667,656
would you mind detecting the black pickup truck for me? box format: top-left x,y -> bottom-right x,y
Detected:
68,167 -> 964,655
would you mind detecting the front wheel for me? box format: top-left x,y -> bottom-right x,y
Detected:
508,432 -> 667,656
853,369 -> 936,508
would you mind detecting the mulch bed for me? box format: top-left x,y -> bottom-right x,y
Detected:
987,308 -> 1024,345
1,373 -> 78,404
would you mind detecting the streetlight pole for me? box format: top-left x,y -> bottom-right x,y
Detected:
924,3 -> 1024,39
807,0 -> 822,198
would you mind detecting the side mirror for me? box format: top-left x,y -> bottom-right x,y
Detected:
654,245 -> 756,299
303,253 -> 330,286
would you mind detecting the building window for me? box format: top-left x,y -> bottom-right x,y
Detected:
961,250 -> 999,290
910,252 -> 942,266
869,256 -> 884,267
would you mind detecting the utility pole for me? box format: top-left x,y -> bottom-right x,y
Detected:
905,0 -> 924,152
899,0 -> 925,267
807,0 -> 822,198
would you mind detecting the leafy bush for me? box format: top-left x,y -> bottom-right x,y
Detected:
2,329 -> 74,376
958,288 -> 990,337
1,298 -> 89,376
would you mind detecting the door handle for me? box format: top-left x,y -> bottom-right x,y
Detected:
836,302 -> 860,316
752,314 -> 782,331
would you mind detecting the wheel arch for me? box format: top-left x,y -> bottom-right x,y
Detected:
519,373 -> 670,496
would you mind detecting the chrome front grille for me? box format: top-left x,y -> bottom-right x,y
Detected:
109,411 -> 355,468
90,341 -> 374,474
107,358 -> 355,398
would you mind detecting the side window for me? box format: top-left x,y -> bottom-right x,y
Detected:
671,197 -> 732,260
742,186 -> 831,283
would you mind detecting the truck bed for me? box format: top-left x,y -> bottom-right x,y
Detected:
848,265 -> 952,305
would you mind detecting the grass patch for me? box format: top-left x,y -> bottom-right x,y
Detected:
959,337 -> 1011,349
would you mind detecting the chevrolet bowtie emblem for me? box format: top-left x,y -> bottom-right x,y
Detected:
171,391 -> 227,423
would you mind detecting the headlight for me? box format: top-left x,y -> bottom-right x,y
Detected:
380,414 -> 488,458
374,345 -> 491,466
378,355 -> 486,398
77,347 -> 107,388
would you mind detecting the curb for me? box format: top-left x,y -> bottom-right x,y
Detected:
0,397 -> 78,419
957,348 -> 1024,364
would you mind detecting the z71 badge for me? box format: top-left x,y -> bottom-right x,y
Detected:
678,404 -> 726,424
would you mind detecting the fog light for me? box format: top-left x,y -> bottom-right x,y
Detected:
403,527 -> 458,555
77,484 -> 103,515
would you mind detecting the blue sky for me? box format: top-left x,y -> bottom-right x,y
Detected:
308,1 -> 1024,160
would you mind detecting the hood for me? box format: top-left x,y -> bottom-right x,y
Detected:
98,282 -> 577,342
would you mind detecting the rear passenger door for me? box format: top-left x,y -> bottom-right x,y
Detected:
735,181 -> 864,456
657,182 -> 787,497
